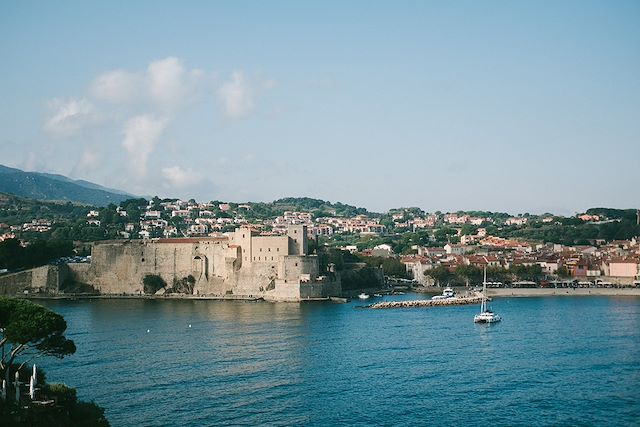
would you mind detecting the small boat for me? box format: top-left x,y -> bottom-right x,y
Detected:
358,293 -> 370,299
432,287 -> 455,300
373,293 -> 382,297
474,268 -> 501,324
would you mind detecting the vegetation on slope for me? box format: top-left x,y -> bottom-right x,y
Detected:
0,165 -> 133,207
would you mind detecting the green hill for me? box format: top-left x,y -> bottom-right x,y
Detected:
0,165 -> 134,206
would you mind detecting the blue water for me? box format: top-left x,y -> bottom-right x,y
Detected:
37,295 -> 640,426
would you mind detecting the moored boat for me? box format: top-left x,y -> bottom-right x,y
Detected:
432,287 -> 455,300
474,268 -> 501,324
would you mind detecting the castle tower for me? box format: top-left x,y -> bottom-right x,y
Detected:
286,225 -> 308,255
232,226 -> 255,264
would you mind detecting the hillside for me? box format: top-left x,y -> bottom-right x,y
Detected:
0,165 -> 134,206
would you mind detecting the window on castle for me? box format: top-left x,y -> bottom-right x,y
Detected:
295,263 -> 298,267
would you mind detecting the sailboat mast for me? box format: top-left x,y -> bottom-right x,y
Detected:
481,265 -> 487,312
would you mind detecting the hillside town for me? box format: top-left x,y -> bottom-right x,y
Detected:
2,197 -> 639,287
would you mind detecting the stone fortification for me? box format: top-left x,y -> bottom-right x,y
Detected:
0,265 -> 70,296
65,225 -> 340,301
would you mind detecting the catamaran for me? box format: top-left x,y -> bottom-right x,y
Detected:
474,267 -> 502,324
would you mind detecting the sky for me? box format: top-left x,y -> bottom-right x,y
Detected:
1,1 -> 639,215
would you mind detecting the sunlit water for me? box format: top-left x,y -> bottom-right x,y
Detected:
38,295 -> 640,426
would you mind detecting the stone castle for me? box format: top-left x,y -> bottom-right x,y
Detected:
64,225 -> 340,301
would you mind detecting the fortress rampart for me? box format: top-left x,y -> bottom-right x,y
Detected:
63,225 -> 339,301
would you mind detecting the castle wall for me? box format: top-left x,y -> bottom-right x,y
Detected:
0,265 -> 69,295
0,270 -> 34,295
250,236 -> 289,263
0,226 -> 336,301
73,239 -> 230,294
279,255 -> 319,283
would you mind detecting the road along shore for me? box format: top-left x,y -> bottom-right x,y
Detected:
488,288 -> 640,297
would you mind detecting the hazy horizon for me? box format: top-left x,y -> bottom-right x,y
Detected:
2,1 -> 639,215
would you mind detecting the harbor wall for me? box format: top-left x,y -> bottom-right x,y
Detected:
0,265 -> 69,296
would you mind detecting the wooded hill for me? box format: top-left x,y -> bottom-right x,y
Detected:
0,164 -> 133,206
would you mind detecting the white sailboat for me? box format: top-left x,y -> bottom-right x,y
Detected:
474,267 -> 501,324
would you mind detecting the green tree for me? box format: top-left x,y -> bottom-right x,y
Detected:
424,266 -> 453,286
0,298 -> 109,426
0,239 -> 74,270
0,297 -> 76,398
459,224 -> 476,236
556,266 -> 571,278
171,275 -> 196,294
143,274 -> 167,294
455,264 -> 482,286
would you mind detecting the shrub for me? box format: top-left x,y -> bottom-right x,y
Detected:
142,274 -> 166,294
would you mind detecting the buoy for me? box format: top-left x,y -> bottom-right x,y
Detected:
188,324 -> 192,328
146,329 -> 150,333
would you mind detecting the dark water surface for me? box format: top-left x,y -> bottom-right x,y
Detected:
38,295 -> 640,426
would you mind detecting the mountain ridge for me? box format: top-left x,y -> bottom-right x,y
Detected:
0,164 -> 135,206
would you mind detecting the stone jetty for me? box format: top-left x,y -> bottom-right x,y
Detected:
369,295 -> 485,309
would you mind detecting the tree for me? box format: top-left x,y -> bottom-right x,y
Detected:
556,266 -> 571,278
455,265 -> 482,286
0,297 -> 76,400
424,266 -> 453,286
0,238 -> 22,269
0,238 -> 74,269
459,224 -> 476,236
143,274 -> 166,294
0,298 -> 109,426
171,275 -> 196,294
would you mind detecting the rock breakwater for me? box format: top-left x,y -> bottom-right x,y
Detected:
369,296 -> 484,309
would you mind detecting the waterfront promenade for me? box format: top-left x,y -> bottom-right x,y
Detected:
488,287 -> 640,297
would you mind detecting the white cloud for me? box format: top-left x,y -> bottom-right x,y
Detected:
218,71 -> 254,118
161,165 -> 203,188
147,57 -> 188,108
88,57 -> 206,110
71,147 -> 100,177
89,70 -> 142,103
122,114 -> 168,177
21,151 -> 49,172
44,98 -> 101,137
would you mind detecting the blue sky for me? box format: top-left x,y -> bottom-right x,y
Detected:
1,1 -> 638,214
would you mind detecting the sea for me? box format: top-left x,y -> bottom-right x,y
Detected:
38,294 -> 640,426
